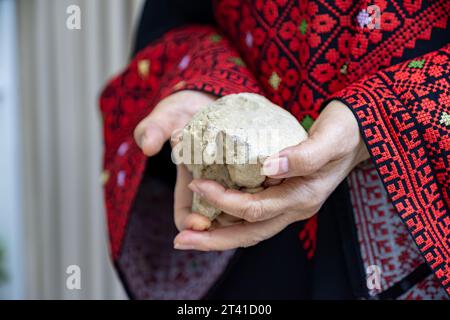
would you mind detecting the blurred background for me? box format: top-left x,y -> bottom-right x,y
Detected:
0,0 -> 145,299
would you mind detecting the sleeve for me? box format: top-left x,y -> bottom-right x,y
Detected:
99,25 -> 263,261
331,44 -> 450,294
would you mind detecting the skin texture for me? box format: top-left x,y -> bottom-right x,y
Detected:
134,90 -> 370,251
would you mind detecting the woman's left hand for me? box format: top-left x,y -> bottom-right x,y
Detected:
173,100 -> 370,251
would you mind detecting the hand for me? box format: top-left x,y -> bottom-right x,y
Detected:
134,90 -> 217,232
174,100 -> 370,251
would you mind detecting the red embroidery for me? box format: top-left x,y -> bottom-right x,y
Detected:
100,0 -> 449,296
100,26 -> 262,259
334,46 -> 450,294
298,215 -> 317,260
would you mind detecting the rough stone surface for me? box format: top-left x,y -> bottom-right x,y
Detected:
179,93 -> 308,220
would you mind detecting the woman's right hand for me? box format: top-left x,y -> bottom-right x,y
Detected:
134,90 -> 218,232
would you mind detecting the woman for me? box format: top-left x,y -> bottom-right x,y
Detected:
100,0 -> 449,299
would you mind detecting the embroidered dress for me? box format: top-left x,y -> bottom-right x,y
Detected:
100,0 -> 449,299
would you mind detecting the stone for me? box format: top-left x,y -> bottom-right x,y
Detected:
178,93 -> 308,220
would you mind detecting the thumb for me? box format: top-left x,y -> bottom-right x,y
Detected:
134,91 -> 216,157
134,103 -> 183,157
261,130 -> 338,178
136,120 -> 170,156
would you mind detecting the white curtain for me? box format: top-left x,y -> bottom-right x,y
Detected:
17,0 -> 144,299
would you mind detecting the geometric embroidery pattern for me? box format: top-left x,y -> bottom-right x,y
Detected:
349,161 -> 447,298
336,46 -> 450,294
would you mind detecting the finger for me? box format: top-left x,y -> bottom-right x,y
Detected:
174,165 -> 211,231
261,102 -> 361,178
173,212 -> 292,251
134,106 -> 180,157
262,138 -> 330,178
134,120 -> 172,157
174,164 -> 193,231
188,179 -> 299,222
134,91 -> 216,157
261,130 -> 341,179
183,213 -> 211,231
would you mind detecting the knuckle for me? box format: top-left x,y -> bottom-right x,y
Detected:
282,194 -> 298,212
298,148 -> 316,173
241,200 -> 265,222
307,199 -> 321,212
298,186 -> 323,212
308,194 -> 321,209
302,202 -> 321,217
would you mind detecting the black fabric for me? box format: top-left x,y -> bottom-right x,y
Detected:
206,181 -> 362,300
133,0 -> 215,56
205,220 -> 313,300
144,143 -> 177,188
312,181 -> 366,299
335,181 -> 370,299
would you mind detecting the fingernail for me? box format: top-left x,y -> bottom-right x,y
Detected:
174,242 -> 196,250
188,182 -> 204,197
261,157 -> 289,176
